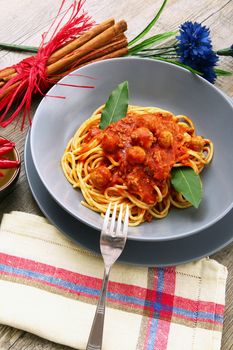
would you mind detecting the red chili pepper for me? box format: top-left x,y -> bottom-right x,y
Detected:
0,142 -> 15,147
0,145 -> 14,156
0,138 -> 8,145
0,171 -> 4,177
0,159 -> 20,169
0,138 -> 15,147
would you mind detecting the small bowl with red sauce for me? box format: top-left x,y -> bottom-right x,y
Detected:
0,137 -> 21,199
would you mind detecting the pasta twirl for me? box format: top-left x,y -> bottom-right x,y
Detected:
61,105 -> 213,226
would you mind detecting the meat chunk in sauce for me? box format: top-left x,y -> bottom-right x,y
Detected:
188,136 -> 205,152
102,132 -> 120,153
126,168 -> 156,204
90,166 -> 111,189
131,127 -> 154,149
127,146 -> 146,164
158,130 -> 173,148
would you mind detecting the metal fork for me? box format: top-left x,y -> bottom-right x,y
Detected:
86,203 -> 129,350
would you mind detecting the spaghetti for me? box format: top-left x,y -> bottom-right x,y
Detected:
61,105 -> 213,226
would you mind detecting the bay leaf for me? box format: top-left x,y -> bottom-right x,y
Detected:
99,81 -> 128,130
171,167 -> 202,208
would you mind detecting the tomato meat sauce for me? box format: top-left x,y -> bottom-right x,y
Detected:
89,112 -> 193,204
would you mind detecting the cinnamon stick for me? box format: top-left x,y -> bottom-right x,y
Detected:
0,19 -> 128,100
0,19 -> 124,86
0,72 -> 17,86
48,18 -> 115,65
0,19 -> 116,84
75,36 -> 128,66
49,36 -> 128,80
0,81 -> 20,99
0,34 -> 127,87
0,42 -> 128,99
0,67 -> 16,79
78,47 -> 129,69
47,20 -> 127,75
53,46 -> 129,81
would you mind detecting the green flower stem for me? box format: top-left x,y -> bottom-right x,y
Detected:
156,54 -> 179,58
136,53 -> 179,60
142,44 -> 178,52
141,48 -> 177,56
136,51 -> 178,57
128,32 -> 177,55
216,47 -> 233,57
128,0 -> 168,46
146,56 -> 203,75
0,42 -> 38,53
214,68 -> 232,76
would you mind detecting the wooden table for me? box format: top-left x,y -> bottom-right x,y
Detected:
0,0 -> 232,349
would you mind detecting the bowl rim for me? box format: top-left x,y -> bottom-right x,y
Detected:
30,57 -> 233,241
0,138 -> 21,192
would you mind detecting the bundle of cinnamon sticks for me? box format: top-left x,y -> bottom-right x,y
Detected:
0,18 -> 128,100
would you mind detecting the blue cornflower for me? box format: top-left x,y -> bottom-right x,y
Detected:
176,22 -> 219,83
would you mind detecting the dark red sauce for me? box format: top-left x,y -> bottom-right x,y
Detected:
87,112 -> 195,205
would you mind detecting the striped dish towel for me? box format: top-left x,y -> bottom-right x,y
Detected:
0,211 -> 228,350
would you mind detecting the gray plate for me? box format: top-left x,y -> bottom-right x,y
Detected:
25,131 -> 233,267
30,58 -> 233,241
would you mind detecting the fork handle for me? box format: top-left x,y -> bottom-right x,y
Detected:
86,266 -> 111,350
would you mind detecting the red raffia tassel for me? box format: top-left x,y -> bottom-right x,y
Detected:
0,0 -> 94,129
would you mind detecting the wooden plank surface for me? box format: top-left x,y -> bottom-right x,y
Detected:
0,0 -> 232,349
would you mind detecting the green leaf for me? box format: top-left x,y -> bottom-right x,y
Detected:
147,56 -> 203,75
0,42 -> 38,53
171,167 -> 203,208
99,81 -> 129,130
128,32 -> 177,55
214,68 -> 232,76
128,0 -> 168,47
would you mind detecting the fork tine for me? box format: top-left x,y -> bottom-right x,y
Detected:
123,205 -> 129,236
116,204 -> 123,235
102,203 -> 111,232
109,203 -> 117,234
